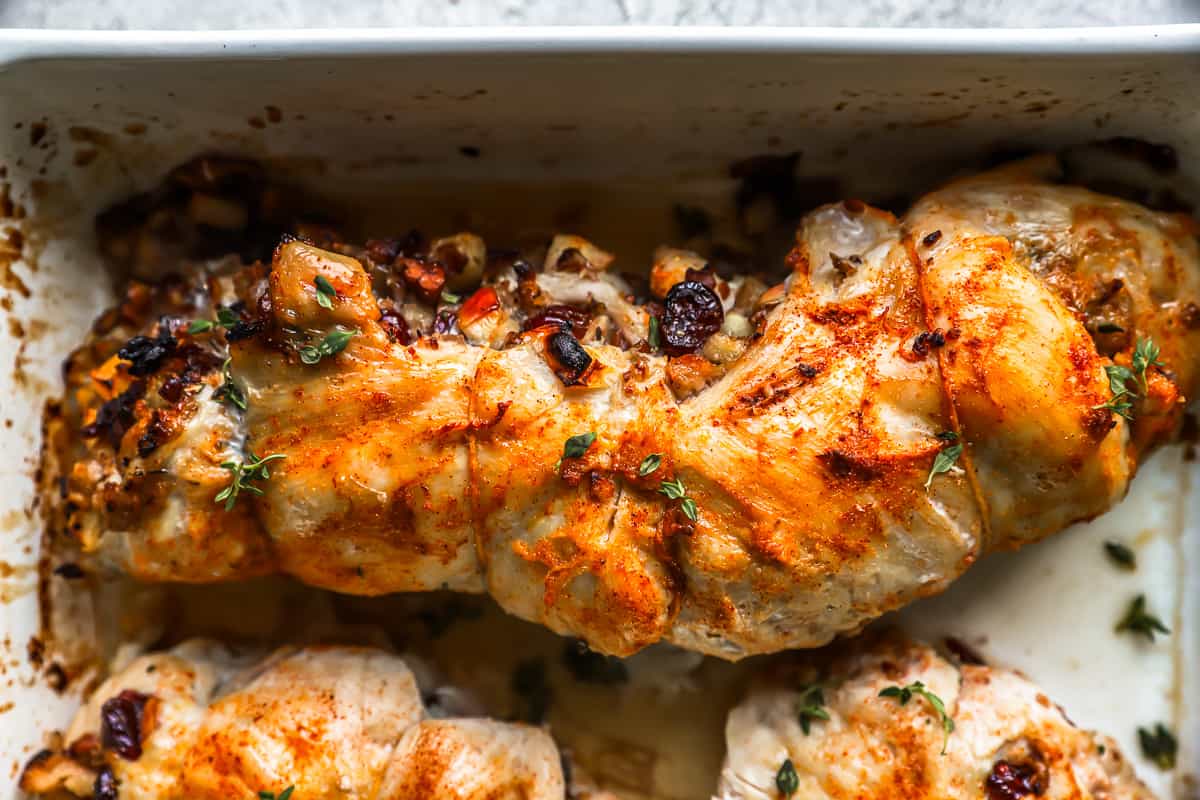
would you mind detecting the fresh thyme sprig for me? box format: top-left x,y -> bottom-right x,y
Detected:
188,306 -> 241,334
213,357 -> 246,411
1095,337 -> 1163,421
299,328 -> 356,365
879,680 -> 955,754
659,477 -> 699,522
215,451 -> 285,511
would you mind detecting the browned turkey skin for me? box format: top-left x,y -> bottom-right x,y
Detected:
51,155 -> 1200,659
18,642 -> 567,800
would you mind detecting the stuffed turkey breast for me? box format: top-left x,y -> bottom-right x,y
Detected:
52,156 -> 1200,658
717,635 -> 1155,800
19,641 -> 565,800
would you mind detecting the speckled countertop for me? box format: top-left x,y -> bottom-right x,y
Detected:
1,0 -> 1197,29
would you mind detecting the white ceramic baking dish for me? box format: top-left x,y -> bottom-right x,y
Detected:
0,27 -> 1196,799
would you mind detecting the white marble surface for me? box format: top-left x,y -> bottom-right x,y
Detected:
1,0 -> 1198,29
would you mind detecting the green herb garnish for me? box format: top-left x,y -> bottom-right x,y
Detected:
441,290 -> 461,305
879,681 -> 955,754
1103,540 -> 1137,570
258,788 -> 295,800
638,453 -> 662,477
213,357 -> 247,411
189,306 -> 241,334
562,432 -> 597,460
648,316 -> 661,351
679,497 -> 699,522
925,432 -> 963,490
314,275 -> 337,309
1137,723 -> 1177,770
1115,594 -> 1170,642
1095,337 -> 1163,421
1132,337 -> 1164,392
299,328 -> 356,365
658,477 -> 700,522
775,758 -> 799,797
659,477 -> 686,499
796,684 -> 830,735
215,451 -> 285,511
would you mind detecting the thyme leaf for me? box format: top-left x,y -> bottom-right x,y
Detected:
796,684 -> 830,735
215,451 -> 285,511
314,275 -> 337,309
1137,723 -> 1177,770
658,477 -> 686,500
213,357 -> 246,411
1103,540 -> 1137,570
925,436 -> 963,490
775,759 -> 799,797
638,453 -> 662,477
1115,594 -> 1170,642
562,432 -> 597,460
299,328 -> 356,365
258,788 -> 295,800
879,680 -> 956,754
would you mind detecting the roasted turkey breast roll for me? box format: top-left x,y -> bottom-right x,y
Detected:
717,635 -> 1155,800
52,156 -> 1200,658
19,642 -> 565,800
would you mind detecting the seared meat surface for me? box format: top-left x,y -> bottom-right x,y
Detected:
19,642 -> 565,800
717,635 -> 1155,800
52,156 -> 1200,658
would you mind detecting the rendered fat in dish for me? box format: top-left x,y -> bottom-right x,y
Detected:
51,155 -> 1200,659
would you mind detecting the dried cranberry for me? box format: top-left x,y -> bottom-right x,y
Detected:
365,238 -> 402,264
683,267 -> 717,289
82,381 -> 146,449
136,411 -> 172,457
912,329 -> 946,357
985,761 -> 1045,799
93,766 -> 118,800
224,319 -> 263,342
100,689 -> 149,760
157,374 -> 186,403
379,308 -> 411,344
522,305 -> 592,339
432,309 -> 459,335
117,328 -> 177,377
547,330 -> 592,385
661,280 -> 724,356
